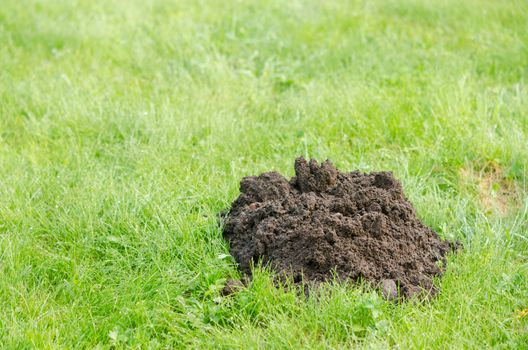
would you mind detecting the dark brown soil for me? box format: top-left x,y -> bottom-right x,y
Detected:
223,157 -> 456,299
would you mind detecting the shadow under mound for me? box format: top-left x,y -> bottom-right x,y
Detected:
223,157 -> 457,299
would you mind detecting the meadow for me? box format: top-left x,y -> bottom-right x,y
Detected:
1,0 -> 527,348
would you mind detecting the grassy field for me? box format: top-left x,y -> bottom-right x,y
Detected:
1,0 -> 528,348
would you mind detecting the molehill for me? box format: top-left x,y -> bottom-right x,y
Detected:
223,157 -> 456,299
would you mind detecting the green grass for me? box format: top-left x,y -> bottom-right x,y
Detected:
1,0 -> 528,348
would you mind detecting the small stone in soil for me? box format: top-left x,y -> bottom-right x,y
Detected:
381,279 -> 398,300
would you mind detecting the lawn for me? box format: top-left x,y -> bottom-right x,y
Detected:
1,0 -> 527,348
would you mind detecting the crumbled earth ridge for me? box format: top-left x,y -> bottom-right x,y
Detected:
223,157 -> 456,299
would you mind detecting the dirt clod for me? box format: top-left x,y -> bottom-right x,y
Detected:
223,157 -> 455,298
221,278 -> 245,296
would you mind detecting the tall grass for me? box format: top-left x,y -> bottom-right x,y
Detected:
1,0 -> 527,348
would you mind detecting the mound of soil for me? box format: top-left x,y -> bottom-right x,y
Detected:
223,157 -> 456,298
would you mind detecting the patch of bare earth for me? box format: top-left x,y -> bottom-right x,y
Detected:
460,161 -> 520,216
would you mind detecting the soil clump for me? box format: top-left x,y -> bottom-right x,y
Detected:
223,157 -> 456,298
